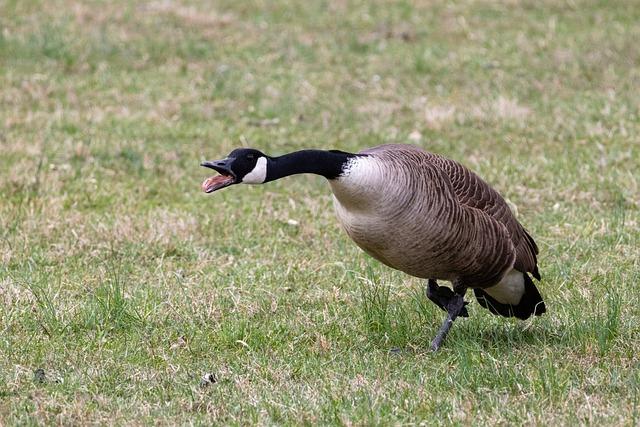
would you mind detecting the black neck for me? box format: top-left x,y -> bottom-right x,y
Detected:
265,150 -> 357,182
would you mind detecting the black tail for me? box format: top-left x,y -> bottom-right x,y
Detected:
473,273 -> 546,320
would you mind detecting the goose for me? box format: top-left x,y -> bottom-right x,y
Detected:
201,144 -> 545,351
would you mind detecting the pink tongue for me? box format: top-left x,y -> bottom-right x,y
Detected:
202,175 -> 232,192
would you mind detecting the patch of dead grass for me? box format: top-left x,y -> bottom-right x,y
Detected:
0,277 -> 35,306
144,1 -> 236,29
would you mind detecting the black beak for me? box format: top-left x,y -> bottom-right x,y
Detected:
200,158 -> 236,178
200,157 -> 237,194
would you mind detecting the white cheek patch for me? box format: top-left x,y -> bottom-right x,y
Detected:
242,156 -> 267,184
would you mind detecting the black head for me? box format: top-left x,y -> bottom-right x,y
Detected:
201,148 -> 269,193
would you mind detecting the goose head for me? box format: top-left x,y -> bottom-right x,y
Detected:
201,148 -> 268,193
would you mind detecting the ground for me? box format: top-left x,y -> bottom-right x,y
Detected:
1,0 -> 639,425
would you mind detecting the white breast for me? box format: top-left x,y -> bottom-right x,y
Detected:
329,156 -> 389,247
329,156 -> 387,210
327,154 -> 458,280
329,156 -> 419,273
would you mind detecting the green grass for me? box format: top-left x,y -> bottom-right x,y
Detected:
1,0 -> 639,424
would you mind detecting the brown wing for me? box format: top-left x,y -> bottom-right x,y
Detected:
427,154 -> 540,279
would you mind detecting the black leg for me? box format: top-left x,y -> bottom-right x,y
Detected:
426,279 -> 445,310
426,279 -> 468,318
430,282 -> 468,352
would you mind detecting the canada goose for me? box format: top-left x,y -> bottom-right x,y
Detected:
201,144 -> 545,351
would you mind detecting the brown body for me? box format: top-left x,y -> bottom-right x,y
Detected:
330,144 -> 539,290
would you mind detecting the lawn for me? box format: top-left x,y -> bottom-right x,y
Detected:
1,0 -> 639,424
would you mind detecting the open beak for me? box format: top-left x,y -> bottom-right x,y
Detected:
200,158 -> 237,193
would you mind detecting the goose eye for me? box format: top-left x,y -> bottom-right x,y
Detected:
246,154 -> 256,160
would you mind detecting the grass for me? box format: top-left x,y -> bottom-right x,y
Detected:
1,0 -> 639,424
